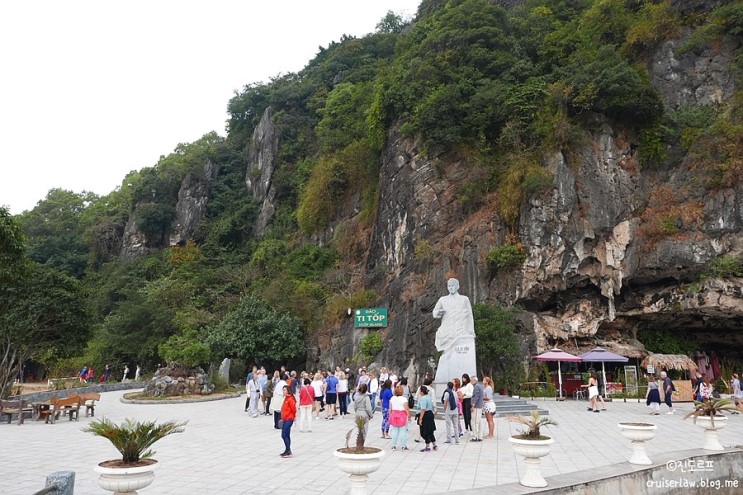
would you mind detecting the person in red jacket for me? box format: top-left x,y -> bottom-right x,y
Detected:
280,385 -> 297,458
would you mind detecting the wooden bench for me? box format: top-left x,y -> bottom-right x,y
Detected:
78,392 -> 101,417
46,395 -> 82,423
0,399 -> 33,425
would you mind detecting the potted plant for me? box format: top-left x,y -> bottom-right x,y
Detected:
507,411 -> 558,488
617,422 -> 657,465
333,417 -> 384,495
684,398 -> 737,451
83,417 -> 187,494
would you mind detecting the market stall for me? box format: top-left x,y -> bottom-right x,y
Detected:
641,353 -> 698,402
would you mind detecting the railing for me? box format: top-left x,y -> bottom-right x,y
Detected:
32,471 -> 74,495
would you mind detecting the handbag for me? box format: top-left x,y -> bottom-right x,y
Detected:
408,394 -> 414,409
389,409 -> 407,427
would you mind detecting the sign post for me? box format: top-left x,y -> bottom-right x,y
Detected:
354,308 -> 388,328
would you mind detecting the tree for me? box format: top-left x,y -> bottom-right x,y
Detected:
376,10 -> 405,34
473,303 -> 524,394
1,208 -> 90,397
206,297 -> 305,368
18,188 -> 95,278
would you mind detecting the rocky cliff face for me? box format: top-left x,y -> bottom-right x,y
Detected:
245,106 -> 279,237
169,160 -> 219,246
316,22 -> 743,375
120,160 -> 219,259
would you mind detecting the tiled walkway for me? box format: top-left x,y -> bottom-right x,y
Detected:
2,390 -> 742,494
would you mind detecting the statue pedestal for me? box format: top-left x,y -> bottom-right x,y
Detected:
434,340 -> 477,386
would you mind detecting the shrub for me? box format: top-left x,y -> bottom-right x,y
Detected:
486,244 -> 527,273
360,332 -> 383,360
707,255 -> 743,279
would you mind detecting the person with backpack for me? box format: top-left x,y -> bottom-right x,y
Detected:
389,385 -> 410,451
661,371 -> 675,414
298,378 -> 314,432
442,381 -> 459,445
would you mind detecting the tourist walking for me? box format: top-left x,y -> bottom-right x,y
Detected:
325,370 -> 339,420
417,386 -> 437,452
460,373 -> 474,431
245,366 -> 257,412
379,379 -> 393,439
453,377 -> 464,437
482,376 -> 495,439
272,374 -> 287,429
299,378 -> 314,431
311,372 -> 324,420
352,383 -> 374,437
248,374 -> 261,417
732,373 -> 742,411
470,376 -> 484,441
369,370 -> 380,412
280,385 -> 296,458
263,373 -> 274,415
661,371 -> 675,414
338,371 -> 349,417
389,385 -> 410,451
442,381 -> 459,444
646,374 -> 661,415
587,371 -> 600,412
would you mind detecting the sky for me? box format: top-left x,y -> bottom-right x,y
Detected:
0,0 -> 420,215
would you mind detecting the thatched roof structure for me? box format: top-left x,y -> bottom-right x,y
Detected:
641,354 -> 698,372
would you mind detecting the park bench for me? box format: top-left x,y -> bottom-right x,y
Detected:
77,392 -> 101,417
0,399 -> 33,425
45,395 -> 82,424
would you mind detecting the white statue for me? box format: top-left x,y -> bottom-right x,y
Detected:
432,278 -> 477,385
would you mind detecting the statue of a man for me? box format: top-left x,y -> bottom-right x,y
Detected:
432,278 -> 477,385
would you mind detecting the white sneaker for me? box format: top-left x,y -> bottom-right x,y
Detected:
666,411 -> 674,415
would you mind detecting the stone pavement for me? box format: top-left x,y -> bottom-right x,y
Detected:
2,390 -> 742,494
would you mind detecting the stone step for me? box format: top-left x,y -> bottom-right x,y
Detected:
434,394 -> 550,419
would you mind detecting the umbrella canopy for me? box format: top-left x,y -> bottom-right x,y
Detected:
535,349 -> 583,362
535,348 -> 582,398
580,347 -> 629,362
580,347 -> 629,397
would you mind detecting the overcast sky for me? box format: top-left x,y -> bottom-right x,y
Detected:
0,0 -> 420,214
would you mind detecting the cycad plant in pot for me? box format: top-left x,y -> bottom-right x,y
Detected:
84,417 -> 187,494
334,417 -> 384,495
508,411 -> 558,488
684,398 -> 737,451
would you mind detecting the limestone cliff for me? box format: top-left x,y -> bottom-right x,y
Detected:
169,160 -> 219,247
245,106 -> 279,237
316,20 -> 743,375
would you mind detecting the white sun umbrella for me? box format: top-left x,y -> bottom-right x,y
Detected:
534,348 -> 583,399
579,347 -> 629,397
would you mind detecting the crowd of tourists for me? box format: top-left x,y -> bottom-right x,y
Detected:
244,365 -> 498,458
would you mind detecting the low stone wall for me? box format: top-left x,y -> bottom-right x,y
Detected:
11,382 -> 146,402
452,448 -> 743,495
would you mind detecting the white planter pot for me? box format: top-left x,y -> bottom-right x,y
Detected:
694,415 -> 727,451
94,460 -> 158,494
334,449 -> 385,495
509,436 -> 554,488
618,423 -> 657,465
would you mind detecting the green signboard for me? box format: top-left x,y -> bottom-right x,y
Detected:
354,308 -> 388,328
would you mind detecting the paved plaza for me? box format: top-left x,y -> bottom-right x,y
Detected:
2,390 -> 742,494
